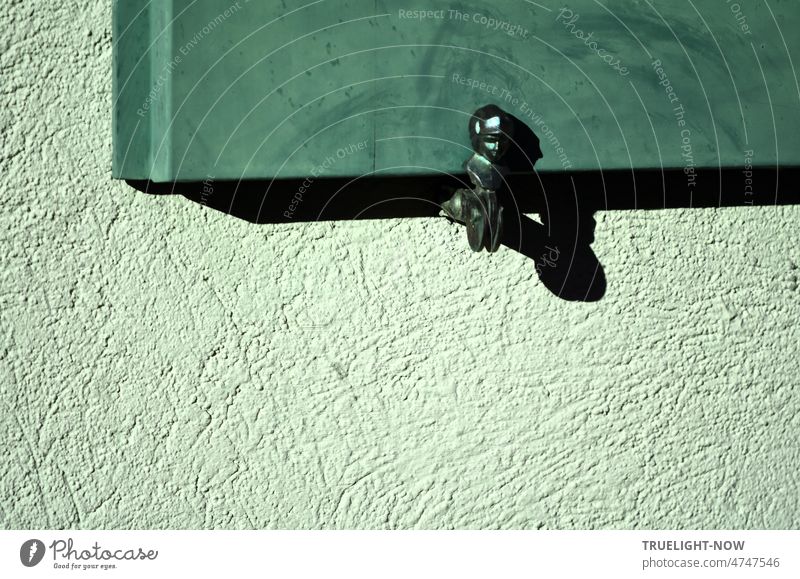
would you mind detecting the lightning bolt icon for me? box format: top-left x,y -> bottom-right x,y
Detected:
29,542 -> 38,563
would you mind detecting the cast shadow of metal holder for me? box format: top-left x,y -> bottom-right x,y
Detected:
128,105 -> 800,303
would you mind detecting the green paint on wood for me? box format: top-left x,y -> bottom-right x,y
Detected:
113,0 -> 800,182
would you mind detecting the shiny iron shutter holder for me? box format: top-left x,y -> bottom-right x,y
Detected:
442,105 -> 513,253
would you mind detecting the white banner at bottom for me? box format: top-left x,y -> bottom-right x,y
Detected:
1,530 -> 797,578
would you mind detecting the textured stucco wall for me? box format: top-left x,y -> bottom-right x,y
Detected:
2,2 -> 799,530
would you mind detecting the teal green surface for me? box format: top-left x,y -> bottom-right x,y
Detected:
113,1 -> 800,181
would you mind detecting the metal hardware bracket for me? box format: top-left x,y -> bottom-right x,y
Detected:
441,105 -> 514,253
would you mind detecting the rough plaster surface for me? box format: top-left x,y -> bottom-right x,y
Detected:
2,2 -> 799,529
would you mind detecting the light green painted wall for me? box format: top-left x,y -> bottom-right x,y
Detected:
2,2 -> 799,529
